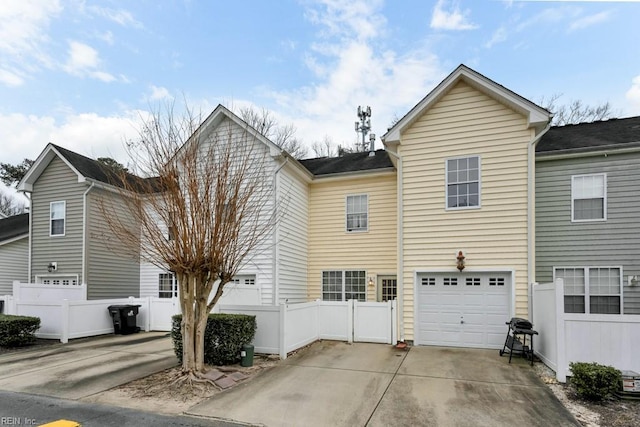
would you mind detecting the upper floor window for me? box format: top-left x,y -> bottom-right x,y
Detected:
572,174 -> 606,222
446,156 -> 480,209
50,201 -> 66,236
346,194 -> 368,232
554,266 -> 621,314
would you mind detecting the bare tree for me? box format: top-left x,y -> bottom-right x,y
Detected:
0,189 -> 26,216
541,94 -> 617,126
311,135 -> 338,157
238,106 -> 308,159
102,104 -> 280,378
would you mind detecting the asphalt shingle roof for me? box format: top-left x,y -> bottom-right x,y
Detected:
537,116 -> 640,154
0,213 -> 29,243
299,149 -> 395,176
52,144 -> 160,192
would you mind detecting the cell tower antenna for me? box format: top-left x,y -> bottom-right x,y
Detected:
355,106 -> 375,155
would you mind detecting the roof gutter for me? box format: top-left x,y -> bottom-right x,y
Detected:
527,122 -> 551,319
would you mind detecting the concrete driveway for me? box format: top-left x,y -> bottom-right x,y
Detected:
0,332 -> 177,400
187,341 -> 579,427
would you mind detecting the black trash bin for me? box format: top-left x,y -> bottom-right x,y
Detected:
107,305 -> 141,335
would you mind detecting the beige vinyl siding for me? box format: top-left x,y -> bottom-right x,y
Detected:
401,81 -> 533,340
31,156 -> 85,283
86,188 -> 140,299
276,167 -> 308,303
307,172 -> 397,301
536,152 -> 640,314
0,237 -> 28,293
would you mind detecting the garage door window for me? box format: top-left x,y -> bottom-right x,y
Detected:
554,267 -> 621,314
322,270 -> 366,301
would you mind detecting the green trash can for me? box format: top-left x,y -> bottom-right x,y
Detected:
241,344 -> 254,367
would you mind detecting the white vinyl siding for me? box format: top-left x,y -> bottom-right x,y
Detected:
50,201 -> 65,236
571,174 -> 606,222
446,156 -> 480,209
322,270 -> 366,301
346,194 -> 368,232
554,267 -> 622,314
0,237 -> 28,294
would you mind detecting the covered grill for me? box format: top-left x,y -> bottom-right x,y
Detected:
499,317 -> 538,365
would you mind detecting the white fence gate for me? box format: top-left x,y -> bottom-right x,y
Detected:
531,279 -> 640,382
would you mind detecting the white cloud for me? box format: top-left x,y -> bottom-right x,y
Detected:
88,6 -> 143,29
626,75 -> 640,115
0,111 -> 145,167
0,68 -> 24,87
0,0 -> 61,86
63,41 -> 116,82
262,0 -> 444,152
431,0 -> 479,31
148,85 -> 173,101
568,10 -> 611,32
485,27 -> 508,48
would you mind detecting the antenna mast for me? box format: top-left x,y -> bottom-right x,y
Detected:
355,106 -> 376,155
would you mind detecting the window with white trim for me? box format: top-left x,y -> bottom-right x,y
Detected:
50,201 -> 66,236
554,267 -> 621,314
572,174 -> 606,221
346,195 -> 368,232
231,274 -> 256,285
322,270 -> 366,301
159,273 -> 177,298
446,156 -> 480,209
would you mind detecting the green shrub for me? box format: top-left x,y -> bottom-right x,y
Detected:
0,314 -> 41,347
172,313 -> 257,365
569,362 -> 621,401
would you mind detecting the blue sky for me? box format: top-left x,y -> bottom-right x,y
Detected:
2,0 -> 640,171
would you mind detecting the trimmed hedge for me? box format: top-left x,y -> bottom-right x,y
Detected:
569,362 -> 621,401
0,314 -> 41,347
172,313 -> 257,365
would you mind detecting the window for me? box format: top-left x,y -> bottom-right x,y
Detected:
572,174 -> 606,221
50,201 -> 66,236
346,195 -> 368,232
322,270 -> 366,301
446,156 -> 480,209
231,274 -> 256,286
554,267 -> 621,314
159,273 -> 177,298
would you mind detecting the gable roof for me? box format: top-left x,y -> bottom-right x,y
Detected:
383,64 -> 551,144
18,143 -> 157,193
0,213 -> 29,243
536,116 -> 640,155
298,149 -> 395,177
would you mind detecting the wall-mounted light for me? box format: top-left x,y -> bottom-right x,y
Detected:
628,275 -> 638,286
47,262 -> 57,273
368,276 -> 375,287
456,251 -> 465,272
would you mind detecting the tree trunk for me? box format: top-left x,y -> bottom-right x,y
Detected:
180,274 -> 197,374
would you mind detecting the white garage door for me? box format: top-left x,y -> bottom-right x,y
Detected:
416,272 -> 511,349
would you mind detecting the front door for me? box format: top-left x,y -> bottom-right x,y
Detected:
377,275 -> 397,302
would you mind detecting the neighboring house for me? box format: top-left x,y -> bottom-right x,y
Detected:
382,64 -> 551,348
17,144 -> 143,299
300,149 -> 397,303
0,213 -> 29,295
535,116 -> 640,315
138,105 -> 312,305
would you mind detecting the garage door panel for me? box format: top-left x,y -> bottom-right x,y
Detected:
417,271 -> 511,349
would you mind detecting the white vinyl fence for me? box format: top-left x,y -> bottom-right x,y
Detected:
3,282 -> 397,359
531,279 -> 640,382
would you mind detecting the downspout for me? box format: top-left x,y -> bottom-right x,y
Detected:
82,182 -> 95,291
527,123 -> 551,319
23,192 -> 32,282
272,154 -> 289,305
385,148 -> 404,343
